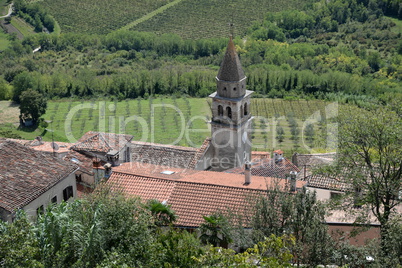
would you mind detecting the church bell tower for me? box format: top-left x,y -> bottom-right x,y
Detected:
209,36 -> 253,171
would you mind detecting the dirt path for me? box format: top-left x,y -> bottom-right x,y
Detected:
0,3 -> 13,19
118,0 -> 184,31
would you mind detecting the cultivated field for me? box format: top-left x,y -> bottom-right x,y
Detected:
0,97 -> 334,154
36,0 -> 175,34
36,0 -> 306,38
133,0 -> 305,39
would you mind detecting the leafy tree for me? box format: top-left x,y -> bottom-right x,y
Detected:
12,71 -> 36,103
199,213 -> 233,247
329,106 -> 402,262
19,89 -> 47,125
252,185 -> 333,266
157,228 -> 204,267
303,123 -> 315,144
276,126 -> 285,143
0,211 -> 42,267
0,79 -> 12,100
146,199 -> 177,226
194,234 -> 295,267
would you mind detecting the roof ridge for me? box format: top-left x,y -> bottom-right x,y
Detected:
188,138 -> 211,169
111,170 -> 267,193
98,132 -> 112,151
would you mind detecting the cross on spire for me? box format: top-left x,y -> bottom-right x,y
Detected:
229,22 -> 234,37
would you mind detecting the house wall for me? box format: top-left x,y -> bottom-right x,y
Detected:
78,171 -> 95,185
328,224 -> 381,246
22,172 -> 77,220
0,207 -> 12,223
195,143 -> 214,170
307,186 -> 342,201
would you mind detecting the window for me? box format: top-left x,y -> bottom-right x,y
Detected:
226,107 -> 232,119
63,186 -> 74,201
75,174 -> 82,182
51,196 -> 57,204
218,105 -> 223,116
244,102 -> 248,116
233,87 -> 236,91
223,87 -> 227,91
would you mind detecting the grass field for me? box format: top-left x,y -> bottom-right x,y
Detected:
0,29 -> 10,50
0,97 -> 334,155
10,17 -> 35,37
0,0 -> 8,16
133,0 -> 305,39
389,16 -> 402,35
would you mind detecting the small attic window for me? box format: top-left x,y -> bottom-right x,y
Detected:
71,158 -> 81,164
161,170 -> 175,175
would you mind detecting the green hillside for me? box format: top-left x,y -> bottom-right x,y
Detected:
133,0 -> 305,39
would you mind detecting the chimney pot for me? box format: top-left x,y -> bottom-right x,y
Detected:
289,171 -> 297,192
244,162 -> 251,185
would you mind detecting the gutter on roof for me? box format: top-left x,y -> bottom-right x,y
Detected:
326,222 -> 380,227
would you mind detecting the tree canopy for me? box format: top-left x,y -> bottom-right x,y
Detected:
19,89 -> 47,125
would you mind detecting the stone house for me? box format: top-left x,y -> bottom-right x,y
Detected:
0,140 -> 78,222
66,131 -> 133,186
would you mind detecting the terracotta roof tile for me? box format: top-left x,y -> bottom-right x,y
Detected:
0,140 -> 78,212
307,173 -> 352,192
107,163 -> 307,227
71,131 -> 132,153
292,152 -> 336,167
226,157 -> 300,179
131,141 -> 198,169
64,150 -> 96,175
7,138 -> 72,154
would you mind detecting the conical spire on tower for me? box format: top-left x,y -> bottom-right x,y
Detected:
217,36 -> 245,82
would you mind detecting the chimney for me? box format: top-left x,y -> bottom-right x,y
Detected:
273,150 -> 284,163
93,158 -> 101,168
289,171 -> 297,192
244,162 -> 251,185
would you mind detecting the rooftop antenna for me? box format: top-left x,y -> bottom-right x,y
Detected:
45,120 -> 58,156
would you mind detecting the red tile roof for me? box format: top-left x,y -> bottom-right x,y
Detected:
131,141 -> 200,169
292,152 -> 336,168
71,131 -> 133,154
0,140 -> 78,212
226,156 -> 300,179
64,150 -> 96,175
107,162 -> 306,227
7,138 -> 72,154
307,174 -> 352,192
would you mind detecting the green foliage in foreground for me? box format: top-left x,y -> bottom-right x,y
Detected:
1,183 -> 402,266
0,190 -> 295,267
